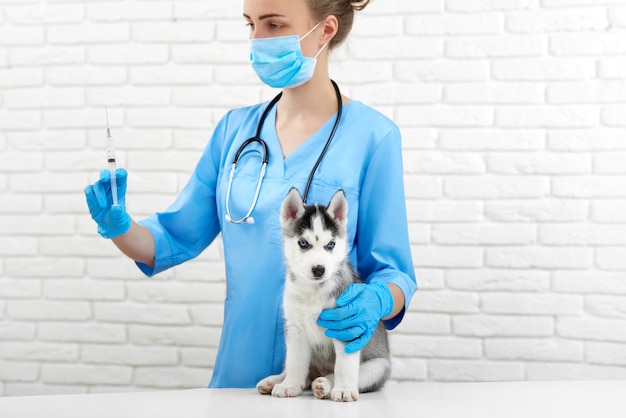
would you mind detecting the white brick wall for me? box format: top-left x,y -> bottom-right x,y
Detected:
1,0 -> 626,396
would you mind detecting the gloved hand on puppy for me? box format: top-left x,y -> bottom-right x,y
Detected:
317,281 -> 394,354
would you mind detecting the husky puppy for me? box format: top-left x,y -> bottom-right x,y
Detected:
256,188 -> 390,402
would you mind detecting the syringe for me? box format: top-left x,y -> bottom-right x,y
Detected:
105,107 -> 119,206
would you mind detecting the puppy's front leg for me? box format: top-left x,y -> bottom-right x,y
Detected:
330,339 -> 360,402
272,327 -> 311,398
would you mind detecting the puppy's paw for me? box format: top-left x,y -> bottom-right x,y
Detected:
256,379 -> 274,395
331,387 -> 359,402
271,383 -> 304,398
256,374 -> 284,395
312,377 -> 332,399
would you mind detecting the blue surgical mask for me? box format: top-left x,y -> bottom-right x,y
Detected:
249,22 -> 328,89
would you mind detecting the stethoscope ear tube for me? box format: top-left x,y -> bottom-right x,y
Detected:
224,161 -> 267,224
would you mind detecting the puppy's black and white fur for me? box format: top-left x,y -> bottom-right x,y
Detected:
256,188 -> 390,402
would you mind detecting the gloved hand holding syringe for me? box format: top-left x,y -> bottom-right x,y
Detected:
83,107 -> 131,239
105,107 -> 118,206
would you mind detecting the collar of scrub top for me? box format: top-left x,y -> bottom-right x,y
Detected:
224,80 -> 343,225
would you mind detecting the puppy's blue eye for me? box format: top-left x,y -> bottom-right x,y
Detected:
298,239 -> 309,249
326,241 -> 335,250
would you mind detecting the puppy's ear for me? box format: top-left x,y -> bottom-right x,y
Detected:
281,187 -> 305,225
327,189 -> 348,227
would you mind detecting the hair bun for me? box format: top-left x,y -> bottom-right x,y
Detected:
351,0 -> 372,11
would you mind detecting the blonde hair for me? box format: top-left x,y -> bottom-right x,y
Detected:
305,0 -> 373,49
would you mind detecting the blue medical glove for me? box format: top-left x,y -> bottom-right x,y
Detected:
84,168 -> 131,239
317,281 -> 394,354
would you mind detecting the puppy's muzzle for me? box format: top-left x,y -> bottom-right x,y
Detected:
311,265 -> 325,279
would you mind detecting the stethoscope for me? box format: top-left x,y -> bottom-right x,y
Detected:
225,80 -> 343,224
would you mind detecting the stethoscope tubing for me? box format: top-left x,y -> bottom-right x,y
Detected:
225,80 -> 342,224
302,81 -> 342,204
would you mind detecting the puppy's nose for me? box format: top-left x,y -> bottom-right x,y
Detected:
312,265 -> 325,278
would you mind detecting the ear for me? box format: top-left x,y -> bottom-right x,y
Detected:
319,15 -> 338,48
281,187 -> 305,225
327,189 -> 348,227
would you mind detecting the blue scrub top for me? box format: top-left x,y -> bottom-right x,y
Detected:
136,99 -> 417,388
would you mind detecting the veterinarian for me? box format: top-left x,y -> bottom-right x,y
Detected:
84,0 -> 417,388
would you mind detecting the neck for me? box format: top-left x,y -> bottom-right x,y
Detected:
273,76 -> 342,159
277,77 -> 339,121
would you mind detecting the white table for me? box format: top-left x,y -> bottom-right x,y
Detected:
0,381 -> 624,418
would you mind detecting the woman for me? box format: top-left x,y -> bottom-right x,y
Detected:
85,0 -> 417,388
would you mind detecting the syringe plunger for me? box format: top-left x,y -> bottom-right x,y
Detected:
105,108 -> 119,206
